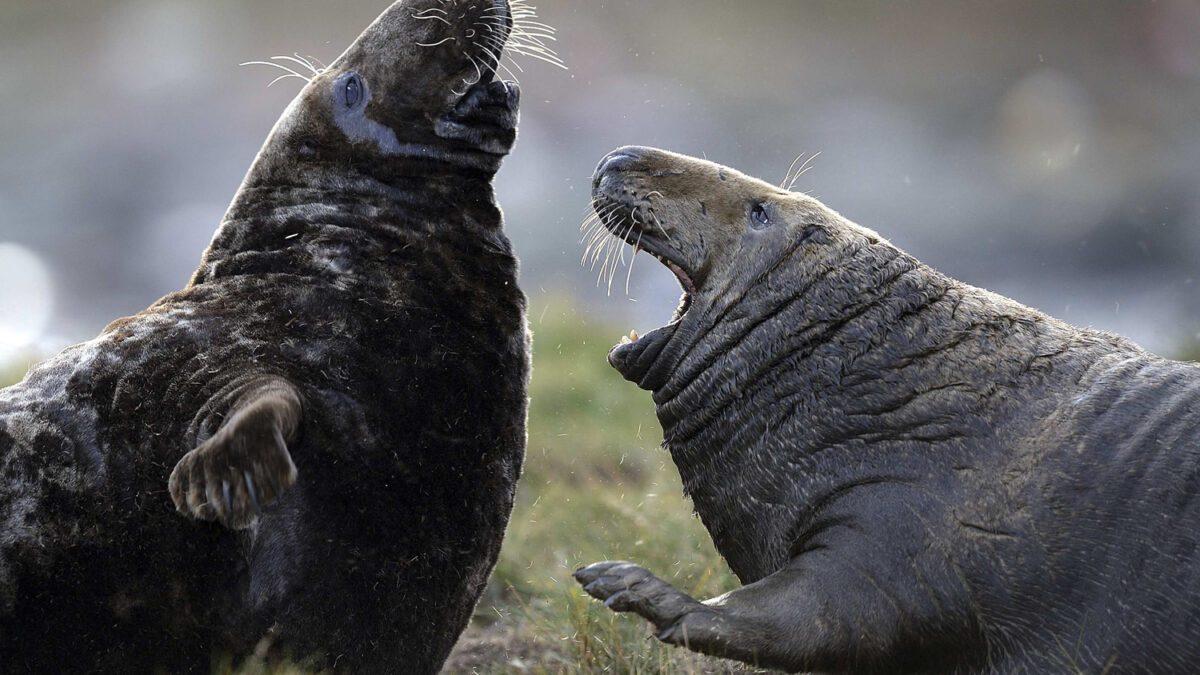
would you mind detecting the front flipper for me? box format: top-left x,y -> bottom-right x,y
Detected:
574,561 -> 714,640
577,550 -> 980,673
169,378 -> 302,529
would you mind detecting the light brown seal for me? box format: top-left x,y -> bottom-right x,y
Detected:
575,145 -> 1200,674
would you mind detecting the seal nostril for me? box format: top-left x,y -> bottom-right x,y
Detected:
596,150 -> 641,178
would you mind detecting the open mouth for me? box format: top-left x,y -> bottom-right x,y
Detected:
588,192 -> 697,387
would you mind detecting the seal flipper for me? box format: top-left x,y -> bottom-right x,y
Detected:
575,550 -> 978,673
169,378 -> 302,530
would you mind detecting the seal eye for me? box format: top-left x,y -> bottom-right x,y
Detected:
750,203 -> 771,228
344,74 -> 363,108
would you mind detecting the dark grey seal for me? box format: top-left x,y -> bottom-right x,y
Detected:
0,1 -> 536,672
574,146 -> 1200,674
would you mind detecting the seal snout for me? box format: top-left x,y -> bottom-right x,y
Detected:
593,146 -> 654,186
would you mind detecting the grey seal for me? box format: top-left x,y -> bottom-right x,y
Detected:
0,1 -> 535,672
575,145 -> 1200,674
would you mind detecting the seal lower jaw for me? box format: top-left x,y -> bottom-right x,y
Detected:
607,254 -> 695,389
608,321 -> 679,388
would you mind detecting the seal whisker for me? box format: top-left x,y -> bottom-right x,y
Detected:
304,54 -> 328,71
416,36 -> 458,48
780,152 -> 807,190
785,152 -> 821,192
583,222 -> 604,266
585,202 -> 620,265
477,25 -> 534,73
596,239 -> 612,284
273,54 -> 324,77
411,8 -> 454,26
489,0 -> 568,71
474,32 -> 525,79
507,47 -> 566,70
265,73 -> 309,88
599,228 -> 616,284
625,228 -> 644,296
507,36 -> 561,56
580,213 -> 609,263
410,14 -> 451,26
412,14 -> 453,27
501,52 -> 527,75
496,59 -> 522,83
460,52 -> 485,89
589,227 -> 615,268
600,215 -> 627,290
649,209 -> 674,244
240,60 -> 313,84
607,210 -> 640,294
587,222 -> 610,268
595,203 -> 625,269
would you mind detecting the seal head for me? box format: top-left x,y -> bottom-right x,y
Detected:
593,145 -> 852,394
249,0 -> 520,188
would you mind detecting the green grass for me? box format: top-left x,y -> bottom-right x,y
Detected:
449,296 -> 757,674
0,356 -> 35,388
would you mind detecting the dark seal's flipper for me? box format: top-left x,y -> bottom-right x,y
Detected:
168,377 -> 301,529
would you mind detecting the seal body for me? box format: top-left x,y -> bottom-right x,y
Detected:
575,146 -> 1200,673
0,1 -> 530,672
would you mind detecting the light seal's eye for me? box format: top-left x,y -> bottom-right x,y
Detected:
344,74 -> 363,108
751,203 -> 770,227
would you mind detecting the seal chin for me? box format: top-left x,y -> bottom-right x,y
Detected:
608,322 -> 679,389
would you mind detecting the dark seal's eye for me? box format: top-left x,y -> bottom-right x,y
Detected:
750,203 -> 771,228
344,74 -> 363,108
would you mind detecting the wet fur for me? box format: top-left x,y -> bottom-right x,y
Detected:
0,1 -> 530,672
576,146 -> 1200,673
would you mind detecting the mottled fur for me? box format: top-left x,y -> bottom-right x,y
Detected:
0,1 -> 529,672
576,146 -> 1200,674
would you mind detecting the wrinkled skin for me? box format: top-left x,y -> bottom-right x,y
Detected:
0,1 -> 529,672
576,146 -> 1200,673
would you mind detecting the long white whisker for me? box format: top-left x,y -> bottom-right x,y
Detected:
626,229 -> 643,296
240,60 -> 311,82
416,36 -> 457,48
266,73 -> 308,87
274,54 -> 321,76
780,153 -> 806,189
787,152 -> 821,191
649,210 -> 672,244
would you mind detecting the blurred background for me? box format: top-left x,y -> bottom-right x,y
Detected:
4,2 -> 1200,671
2,0 -> 1200,363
